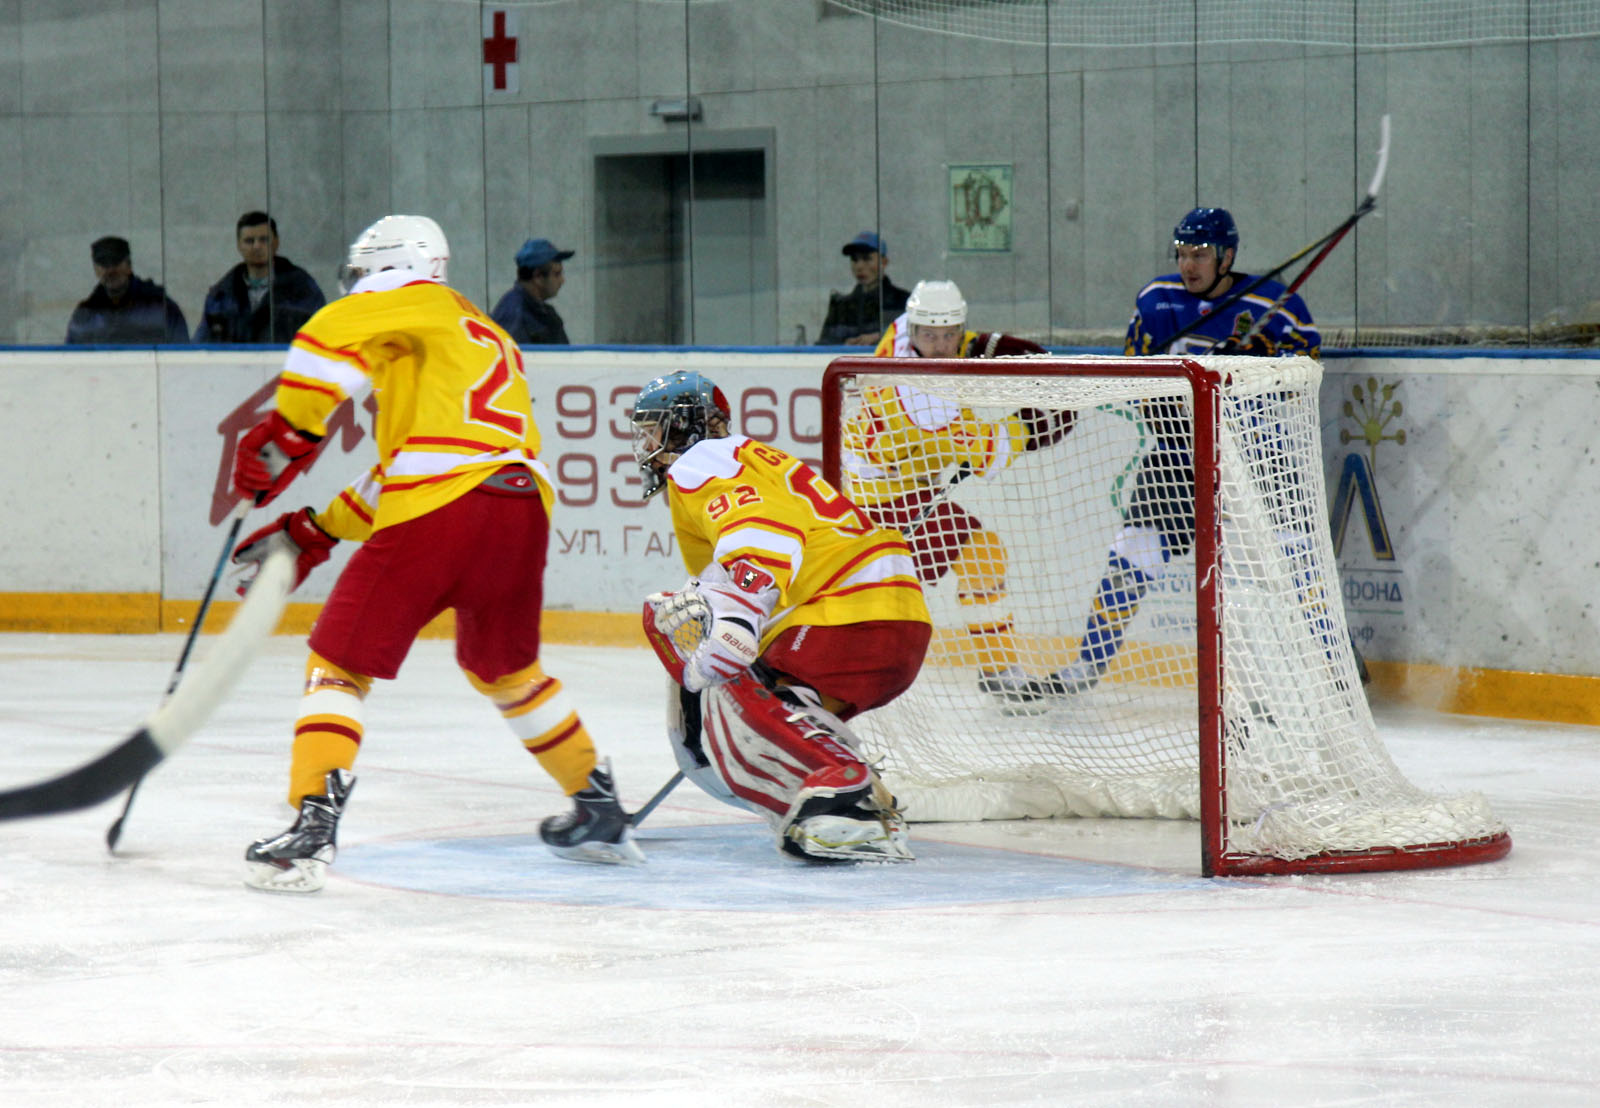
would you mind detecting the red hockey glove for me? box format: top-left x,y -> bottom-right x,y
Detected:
233,411 -> 322,506
233,507 -> 337,594
1014,406 -> 1075,452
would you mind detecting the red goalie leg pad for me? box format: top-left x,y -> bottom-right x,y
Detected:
699,676 -> 870,820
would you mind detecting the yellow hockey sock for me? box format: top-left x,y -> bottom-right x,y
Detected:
467,661 -> 597,795
287,653 -> 371,807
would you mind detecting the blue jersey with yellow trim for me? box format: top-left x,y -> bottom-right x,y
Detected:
1125,272 -> 1320,359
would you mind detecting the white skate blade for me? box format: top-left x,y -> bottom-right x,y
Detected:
545,830 -> 646,867
786,815 -> 914,864
244,857 -> 328,894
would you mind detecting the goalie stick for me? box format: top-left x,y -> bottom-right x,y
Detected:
105,500 -> 253,851
630,771 -> 685,828
0,539 -> 295,823
1154,114 -> 1392,356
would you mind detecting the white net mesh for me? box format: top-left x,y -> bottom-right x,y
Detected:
829,354 -> 1508,866
824,0 -> 1600,50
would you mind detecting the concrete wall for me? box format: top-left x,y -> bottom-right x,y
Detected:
3,2 -> 1597,346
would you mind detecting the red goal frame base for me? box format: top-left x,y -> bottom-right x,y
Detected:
1208,830 -> 1513,877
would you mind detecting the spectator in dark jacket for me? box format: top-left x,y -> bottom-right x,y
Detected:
818,231 -> 909,346
491,237 -> 573,345
194,211 -> 326,343
65,236 -> 190,344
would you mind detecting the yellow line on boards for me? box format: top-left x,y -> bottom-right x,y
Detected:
1,594 -> 1595,726
0,594 -> 646,649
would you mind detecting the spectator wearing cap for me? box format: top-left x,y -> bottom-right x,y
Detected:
65,235 -> 190,344
193,211 -> 326,343
491,237 -> 575,345
818,230 -> 909,346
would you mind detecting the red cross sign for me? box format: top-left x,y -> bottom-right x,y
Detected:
482,8 -> 519,94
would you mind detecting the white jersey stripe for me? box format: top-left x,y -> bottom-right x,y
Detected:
283,344 -> 371,400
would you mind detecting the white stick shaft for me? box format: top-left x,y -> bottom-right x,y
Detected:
1365,113 -> 1392,201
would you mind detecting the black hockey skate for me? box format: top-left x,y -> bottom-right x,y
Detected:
1025,659 -> 1107,699
540,759 -> 645,866
976,665 -> 1035,701
244,769 -> 355,894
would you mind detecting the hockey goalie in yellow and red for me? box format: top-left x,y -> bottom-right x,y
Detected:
633,370 -> 930,864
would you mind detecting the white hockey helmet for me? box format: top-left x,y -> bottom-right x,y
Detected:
905,279 -> 967,328
339,214 -> 450,291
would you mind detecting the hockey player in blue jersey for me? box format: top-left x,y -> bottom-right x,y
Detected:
1020,207 -> 1347,701
1129,207 -> 1320,357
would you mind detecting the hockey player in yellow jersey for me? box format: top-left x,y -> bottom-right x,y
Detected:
229,214 -> 641,893
633,371 -> 931,862
849,279 -> 1070,703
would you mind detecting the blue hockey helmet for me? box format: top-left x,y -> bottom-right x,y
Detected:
1173,207 -> 1239,260
631,371 -> 732,499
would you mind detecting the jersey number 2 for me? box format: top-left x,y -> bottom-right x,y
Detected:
462,318 -> 528,437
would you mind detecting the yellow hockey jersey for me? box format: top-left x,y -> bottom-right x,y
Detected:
270,270 -> 552,541
665,435 -> 929,648
840,383 -> 1030,508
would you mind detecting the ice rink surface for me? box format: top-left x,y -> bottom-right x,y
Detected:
1,633 -> 1595,1107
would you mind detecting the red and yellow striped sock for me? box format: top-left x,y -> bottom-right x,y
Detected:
468,660 -> 597,795
286,652 -> 372,807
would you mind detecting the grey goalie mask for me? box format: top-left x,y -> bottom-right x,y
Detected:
630,371 -> 732,499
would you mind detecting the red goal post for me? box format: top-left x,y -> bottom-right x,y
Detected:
821,354 -> 1511,877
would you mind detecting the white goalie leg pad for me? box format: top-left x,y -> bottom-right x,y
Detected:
665,678 -> 760,814
699,677 -> 913,863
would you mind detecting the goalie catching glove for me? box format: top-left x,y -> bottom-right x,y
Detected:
233,410 -> 322,506
643,559 -> 779,693
233,507 -> 337,594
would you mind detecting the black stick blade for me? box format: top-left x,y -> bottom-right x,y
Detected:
0,728 -> 164,821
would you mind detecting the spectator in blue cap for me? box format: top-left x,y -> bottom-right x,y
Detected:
491,237 -> 574,344
818,230 -> 909,346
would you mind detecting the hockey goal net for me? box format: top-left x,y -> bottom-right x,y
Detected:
822,355 -> 1511,876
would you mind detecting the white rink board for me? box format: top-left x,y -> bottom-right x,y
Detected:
0,347 -> 833,612
2,347 -> 1597,679
1318,355 -> 1600,676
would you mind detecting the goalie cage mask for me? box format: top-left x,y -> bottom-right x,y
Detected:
631,371 -> 732,499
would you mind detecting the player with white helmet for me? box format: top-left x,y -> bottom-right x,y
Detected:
633,371 -> 931,863
231,214 -> 640,892
847,280 -> 1070,704
337,214 -> 450,291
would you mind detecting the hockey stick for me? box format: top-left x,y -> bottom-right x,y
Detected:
105,499 -> 254,851
1214,115 -> 1392,353
630,771 -> 685,829
0,540 -> 294,823
903,463 -> 974,536
1153,114 -> 1392,356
